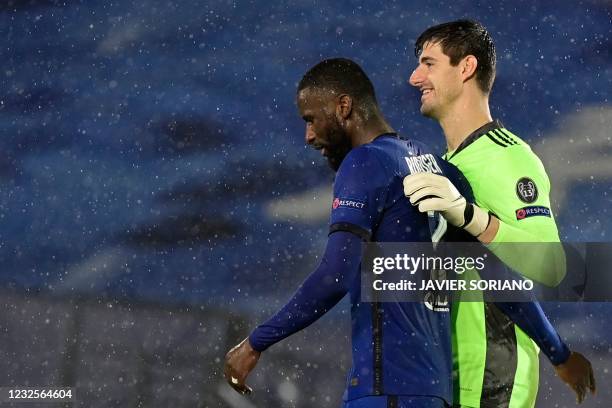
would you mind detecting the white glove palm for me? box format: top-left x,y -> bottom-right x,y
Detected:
403,172 -> 490,237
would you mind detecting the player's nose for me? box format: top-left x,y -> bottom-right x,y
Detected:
305,125 -> 316,145
408,67 -> 423,87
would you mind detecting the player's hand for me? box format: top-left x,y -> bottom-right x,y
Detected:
403,172 -> 489,237
224,337 -> 260,395
554,351 -> 596,404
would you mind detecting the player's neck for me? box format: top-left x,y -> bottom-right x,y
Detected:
439,96 -> 492,152
350,116 -> 395,147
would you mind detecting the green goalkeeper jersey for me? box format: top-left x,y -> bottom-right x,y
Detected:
444,120 -> 562,408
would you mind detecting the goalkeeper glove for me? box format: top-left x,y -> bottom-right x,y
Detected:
403,172 -> 490,237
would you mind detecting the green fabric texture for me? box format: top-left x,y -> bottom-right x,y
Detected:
446,129 -> 566,286
451,271 -> 486,407
445,127 -> 561,407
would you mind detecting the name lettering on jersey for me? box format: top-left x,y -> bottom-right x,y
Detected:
516,205 -> 551,220
404,154 -> 443,175
332,197 -> 366,210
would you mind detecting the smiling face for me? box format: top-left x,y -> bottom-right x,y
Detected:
297,87 -> 352,171
408,41 -> 464,120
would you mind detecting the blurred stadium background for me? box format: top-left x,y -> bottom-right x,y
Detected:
0,0 -> 610,407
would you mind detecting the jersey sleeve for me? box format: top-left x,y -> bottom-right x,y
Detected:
475,145 -> 558,241
494,302 -> 570,365
248,230 -> 362,352
476,146 -> 566,286
329,146 -> 388,241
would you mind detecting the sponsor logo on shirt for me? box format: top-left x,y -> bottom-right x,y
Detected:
404,154 -> 443,175
516,177 -> 538,203
332,197 -> 366,210
516,205 -> 551,220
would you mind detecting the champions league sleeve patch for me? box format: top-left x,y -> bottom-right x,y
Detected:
332,197 -> 367,211
516,205 -> 551,220
516,177 -> 539,203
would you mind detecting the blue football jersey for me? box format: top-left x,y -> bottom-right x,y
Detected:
329,133 -> 468,404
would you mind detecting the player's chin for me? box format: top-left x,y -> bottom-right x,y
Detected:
420,104 -> 437,119
327,153 -> 349,172
326,146 -> 351,172
327,156 -> 342,172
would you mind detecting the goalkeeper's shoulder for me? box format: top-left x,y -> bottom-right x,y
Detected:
490,128 -> 547,172
477,128 -> 551,192
467,127 -> 558,235
449,126 -> 549,191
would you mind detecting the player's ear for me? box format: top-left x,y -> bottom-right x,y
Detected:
336,94 -> 352,120
461,55 -> 478,82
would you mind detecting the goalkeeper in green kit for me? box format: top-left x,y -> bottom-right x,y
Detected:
402,20 -> 596,407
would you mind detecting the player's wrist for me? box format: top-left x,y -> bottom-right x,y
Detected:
551,344 -> 572,366
247,331 -> 268,353
462,204 -> 491,237
246,336 -> 259,353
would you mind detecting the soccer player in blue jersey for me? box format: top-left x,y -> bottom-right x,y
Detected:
224,57 -> 593,408
224,58 -> 462,407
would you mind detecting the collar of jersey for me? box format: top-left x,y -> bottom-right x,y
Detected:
372,132 -> 399,141
445,119 -> 503,161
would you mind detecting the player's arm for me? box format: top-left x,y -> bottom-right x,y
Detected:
223,230 -> 362,395
458,238 -> 595,402
495,301 -> 569,364
473,148 -> 566,286
248,230 -> 361,351
403,148 -> 566,286
472,260 -> 571,365
225,147 -> 384,395
495,302 -> 596,403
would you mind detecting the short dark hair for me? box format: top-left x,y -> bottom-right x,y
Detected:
415,19 -> 496,94
297,58 -> 379,112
